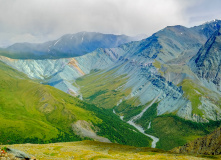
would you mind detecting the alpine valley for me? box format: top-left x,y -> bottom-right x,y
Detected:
1,20 -> 221,156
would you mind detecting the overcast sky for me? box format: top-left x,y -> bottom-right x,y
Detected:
0,0 -> 221,47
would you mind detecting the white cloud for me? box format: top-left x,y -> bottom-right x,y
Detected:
10,34 -> 40,44
0,0 -> 220,46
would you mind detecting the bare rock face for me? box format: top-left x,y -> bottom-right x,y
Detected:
171,127 -> 221,155
72,120 -> 111,143
0,148 -> 34,160
190,28 -> 221,91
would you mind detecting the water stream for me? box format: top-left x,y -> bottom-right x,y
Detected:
127,119 -> 159,148
113,94 -> 160,148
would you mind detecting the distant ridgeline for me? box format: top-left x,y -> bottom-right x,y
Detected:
0,32 -> 145,59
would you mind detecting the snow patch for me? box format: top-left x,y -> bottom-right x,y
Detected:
54,39 -> 60,46
82,32 -> 85,42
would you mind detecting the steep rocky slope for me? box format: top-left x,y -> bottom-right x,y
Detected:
118,19 -> 221,64
190,28 -> 221,93
172,127 -> 221,155
0,32 -> 144,59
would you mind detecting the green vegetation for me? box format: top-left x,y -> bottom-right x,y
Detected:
179,79 -> 221,116
76,67 -> 131,109
4,140 -> 217,159
0,61 -> 151,147
149,62 -> 221,150
0,49 -> 38,59
153,62 -> 221,117
135,102 -> 158,128
0,61 -> 97,144
1,147 -> 7,152
145,114 -> 221,150
0,50 -> 20,59
179,79 -> 203,115
75,104 -> 152,147
114,98 -> 148,121
76,62 -> 221,150
153,60 -> 162,69
130,101 -> 221,151
162,64 -> 194,76
116,97 -> 141,113
0,49 -> 65,59
153,60 -> 164,75
118,104 -> 145,121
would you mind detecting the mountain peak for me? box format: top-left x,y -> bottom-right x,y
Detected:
203,19 -> 221,25
2,32 -> 139,59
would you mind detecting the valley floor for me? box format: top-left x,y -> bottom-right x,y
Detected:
1,140 -> 218,160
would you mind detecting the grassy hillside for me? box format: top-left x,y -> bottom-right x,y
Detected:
133,102 -> 221,150
0,61 -> 151,147
0,49 -> 66,59
1,140 -> 218,160
145,116 -> 221,150
0,49 -> 36,59
172,126 -> 221,155
178,79 -> 221,116
76,67 -> 131,109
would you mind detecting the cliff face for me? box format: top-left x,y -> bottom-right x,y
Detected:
190,28 -> 221,92
172,127 -> 221,155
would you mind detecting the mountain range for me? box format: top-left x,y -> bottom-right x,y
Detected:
0,32 -> 146,59
1,20 -> 221,152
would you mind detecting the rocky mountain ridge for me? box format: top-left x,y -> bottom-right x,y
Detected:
0,32 -> 145,59
190,28 -> 221,93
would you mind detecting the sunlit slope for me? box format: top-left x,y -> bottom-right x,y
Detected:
76,67 -> 131,109
1,140 -> 217,160
0,61 -> 151,147
0,61 -> 98,143
172,126 -> 221,155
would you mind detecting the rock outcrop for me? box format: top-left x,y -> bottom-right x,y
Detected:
0,147 -> 35,160
72,120 -> 111,143
190,28 -> 221,92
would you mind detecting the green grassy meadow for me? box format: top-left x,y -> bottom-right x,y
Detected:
76,67 -> 131,109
